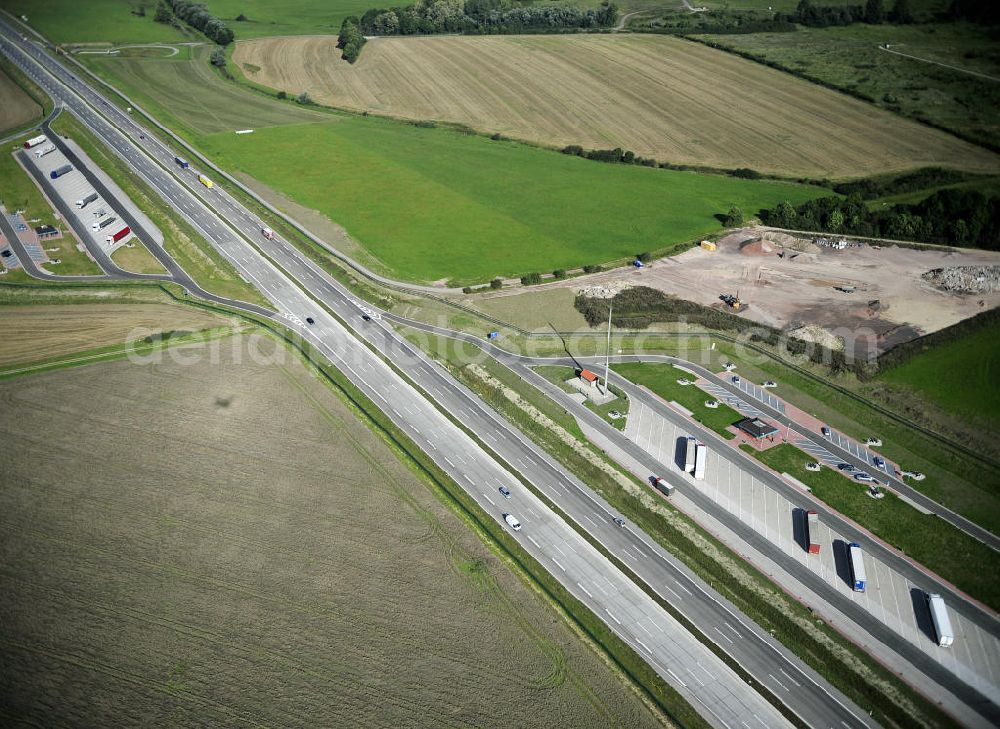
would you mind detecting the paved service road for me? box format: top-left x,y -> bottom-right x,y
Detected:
0,23 -> 843,729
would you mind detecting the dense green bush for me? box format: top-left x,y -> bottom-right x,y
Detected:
490,278 -> 503,289
338,17 -> 366,63
520,272 -> 543,285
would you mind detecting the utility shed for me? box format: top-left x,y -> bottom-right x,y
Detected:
35,225 -> 58,239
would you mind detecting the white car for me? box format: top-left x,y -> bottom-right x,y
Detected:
676,378 -> 693,386
805,462 -> 821,472
704,400 -> 719,409
608,410 -> 623,420
854,472 -> 874,482
723,362 -> 737,372
763,380 -> 777,388
503,513 -> 522,531
866,437 -> 882,447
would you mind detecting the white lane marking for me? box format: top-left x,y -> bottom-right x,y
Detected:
527,535 -> 540,548
675,579 -> 693,595
662,583 -> 682,601
667,669 -> 687,688
778,668 -> 801,687
552,557 -> 565,572
768,674 -> 790,692
622,547 -> 637,561
605,608 -> 621,625
637,622 -> 653,637
714,627 -> 734,644
584,514 -> 600,528
577,582 -> 593,598
696,661 -> 715,681
444,457 -> 455,468
723,621 -> 740,637
462,474 -> 473,485
483,494 -> 496,506
635,639 -> 652,655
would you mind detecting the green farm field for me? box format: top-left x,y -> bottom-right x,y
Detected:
881,318 -> 1000,430
198,118 -> 825,284
0,337 -> 663,728
698,22 -> 1000,152
0,0 -> 188,43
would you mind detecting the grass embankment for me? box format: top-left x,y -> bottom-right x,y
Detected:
110,242 -> 167,274
199,117 -> 823,285
0,137 -> 102,276
48,113 -> 270,308
880,318 -> 1000,431
402,329 -> 953,729
231,33 -> 997,179
696,21 -> 1000,154
533,365 -> 629,430
611,362 -> 740,439
746,443 -> 1000,611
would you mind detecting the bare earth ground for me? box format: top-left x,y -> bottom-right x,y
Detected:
0,303 -> 232,365
233,34 -> 1000,179
0,337 -> 663,728
520,234 -> 1000,352
0,66 -> 40,134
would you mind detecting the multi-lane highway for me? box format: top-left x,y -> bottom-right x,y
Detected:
0,21 -> 865,729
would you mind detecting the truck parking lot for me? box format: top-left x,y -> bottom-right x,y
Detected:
623,397 -> 1000,709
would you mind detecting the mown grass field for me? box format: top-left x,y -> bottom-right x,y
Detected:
0,0 -> 188,43
880,318 -> 1000,430
110,242 -> 168,274
747,443 -> 1000,612
0,337 -> 663,728
199,118 -> 824,284
232,33 -> 999,179
81,46 -> 329,138
698,21 -> 1000,152
0,66 -> 40,134
610,362 -> 741,439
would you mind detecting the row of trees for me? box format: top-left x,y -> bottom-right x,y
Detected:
760,188 -> 1000,250
358,0 -> 617,37
337,18 -> 366,63
165,0 -> 234,45
790,0 -> 914,27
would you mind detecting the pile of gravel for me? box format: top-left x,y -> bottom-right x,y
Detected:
922,265 -> 1000,294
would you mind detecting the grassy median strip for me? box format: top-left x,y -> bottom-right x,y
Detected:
403,330 -> 955,729
744,443 -> 1000,612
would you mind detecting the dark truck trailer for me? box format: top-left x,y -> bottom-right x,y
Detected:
50,164 -> 73,179
75,192 -> 99,208
174,156 -> 189,169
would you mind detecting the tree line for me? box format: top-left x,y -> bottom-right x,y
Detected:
357,0 -> 617,37
760,188 -> 1000,251
162,0 -> 234,45
338,18 -> 366,63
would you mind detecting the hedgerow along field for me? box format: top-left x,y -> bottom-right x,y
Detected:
198,117 -> 825,284
0,339 -> 664,728
231,34 -> 999,180
880,317 -> 1000,430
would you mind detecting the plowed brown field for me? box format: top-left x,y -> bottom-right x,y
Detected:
233,34 -> 999,179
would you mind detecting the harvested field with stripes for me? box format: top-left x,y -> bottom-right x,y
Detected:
232,34 -> 999,179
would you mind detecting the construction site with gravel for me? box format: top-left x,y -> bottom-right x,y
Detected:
565,229 -> 1000,355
